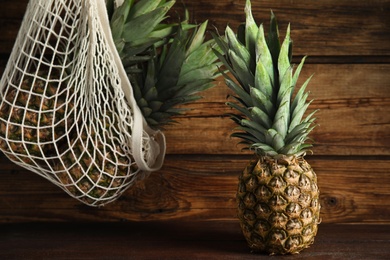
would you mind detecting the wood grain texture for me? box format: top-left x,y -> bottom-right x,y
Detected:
0,0 -> 389,58
179,0 -> 390,56
1,154 -> 389,224
1,222 -> 390,259
163,64 -> 390,156
0,0 -> 389,225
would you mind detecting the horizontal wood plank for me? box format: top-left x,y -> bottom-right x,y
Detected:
1,63 -> 388,156
177,0 -> 390,56
0,0 -> 389,57
164,64 -> 390,156
1,155 -> 389,224
1,222 -> 390,259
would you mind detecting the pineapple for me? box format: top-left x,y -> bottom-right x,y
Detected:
213,0 -> 320,254
0,0 -> 220,206
0,71 -> 74,167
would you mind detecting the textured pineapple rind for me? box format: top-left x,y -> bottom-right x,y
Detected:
0,73 -> 138,207
237,155 -> 321,255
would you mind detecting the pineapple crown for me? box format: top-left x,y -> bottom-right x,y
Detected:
213,0 -> 316,157
131,22 -> 222,127
107,0 -> 221,129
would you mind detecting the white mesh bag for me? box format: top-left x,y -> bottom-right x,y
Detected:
0,0 -> 166,206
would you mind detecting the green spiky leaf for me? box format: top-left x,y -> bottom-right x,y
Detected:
215,0 -> 317,157
256,24 -> 274,88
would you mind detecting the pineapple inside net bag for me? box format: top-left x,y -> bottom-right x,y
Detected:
0,0 -> 166,206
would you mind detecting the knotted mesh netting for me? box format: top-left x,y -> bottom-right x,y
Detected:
0,0 -> 166,206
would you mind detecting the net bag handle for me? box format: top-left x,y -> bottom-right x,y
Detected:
95,0 -> 166,172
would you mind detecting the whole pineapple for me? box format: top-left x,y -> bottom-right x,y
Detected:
214,0 -> 320,254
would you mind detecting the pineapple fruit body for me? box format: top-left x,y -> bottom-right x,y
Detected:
237,156 -> 320,254
54,129 -> 137,206
0,72 -> 136,206
0,73 -> 72,166
213,0 -> 320,254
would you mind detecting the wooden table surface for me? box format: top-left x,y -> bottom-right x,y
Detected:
1,221 -> 389,259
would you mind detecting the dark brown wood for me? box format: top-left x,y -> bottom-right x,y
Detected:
1,154 -> 389,224
1,221 -> 389,259
180,0 -> 390,57
163,64 -> 390,156
0,0 -> 389,229
1,0 -> 390,58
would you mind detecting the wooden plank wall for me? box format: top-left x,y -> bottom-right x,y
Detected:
0,0 -> 389,224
